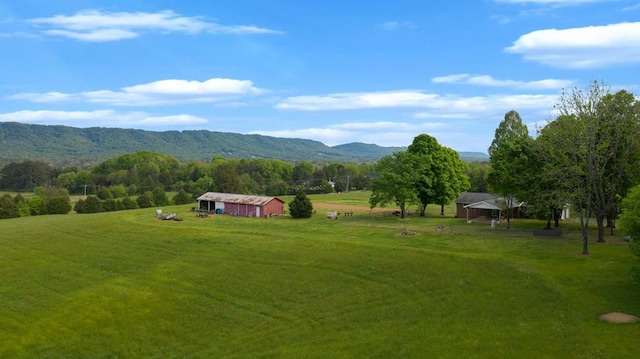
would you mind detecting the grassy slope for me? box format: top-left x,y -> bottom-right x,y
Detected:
1,192 -> 639,358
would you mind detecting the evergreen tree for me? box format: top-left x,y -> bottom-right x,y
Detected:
289,191 -> 313,218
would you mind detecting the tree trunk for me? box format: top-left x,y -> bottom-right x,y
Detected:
596,215 -> 606,243
553,208 -> 560,228
419,204 -> 426,217
440,204 -> 445,216
580,208 -> 590,255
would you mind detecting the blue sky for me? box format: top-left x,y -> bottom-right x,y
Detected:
1,0 -> 639,153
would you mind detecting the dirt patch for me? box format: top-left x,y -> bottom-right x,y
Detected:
598,312 -> 639,323
312,203 -> 388,213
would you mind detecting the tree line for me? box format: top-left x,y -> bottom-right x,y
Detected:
486,81 -> 640,257
0,144 -> 490,219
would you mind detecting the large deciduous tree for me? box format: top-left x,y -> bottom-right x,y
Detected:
407,134 -> 469,216
369,151 -> 418,219
542,81 -> 640,254
407,134 -> 441,216
487,110 -> 532,229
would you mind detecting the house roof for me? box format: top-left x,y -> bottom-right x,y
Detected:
457,192 -> 525,208
463,200 -> 503,211
196,192 -> 284,206
455,192 -> 496,204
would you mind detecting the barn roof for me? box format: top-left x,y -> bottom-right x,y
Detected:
196,192 -> 284,206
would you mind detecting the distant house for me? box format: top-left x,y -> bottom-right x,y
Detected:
455,192 -> 525,222
196,192 -> 285,218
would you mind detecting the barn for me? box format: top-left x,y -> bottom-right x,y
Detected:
196,192 -> 285,218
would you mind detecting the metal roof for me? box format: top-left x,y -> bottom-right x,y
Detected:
196,192 -> 284,206
463,200 -> 502,210
455,192 -> 496,204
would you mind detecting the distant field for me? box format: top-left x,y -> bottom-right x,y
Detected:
1,192 -> 639,358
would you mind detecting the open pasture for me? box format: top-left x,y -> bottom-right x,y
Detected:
1,192 -> 639,358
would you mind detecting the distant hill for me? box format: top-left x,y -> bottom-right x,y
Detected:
457,152 -> 489,162
0,122 -> 488,167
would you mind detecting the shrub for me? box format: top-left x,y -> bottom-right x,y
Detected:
137,191 -> 154,208
46,196 -> 71,215
102,199 -> 122,212
28,195 -> 46,215
172,190 -> 193,205
152,187 -> 169,206
96,187 -> 113,200
121,197 -> 139,210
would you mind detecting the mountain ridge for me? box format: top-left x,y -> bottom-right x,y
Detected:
0,122 -> 488,167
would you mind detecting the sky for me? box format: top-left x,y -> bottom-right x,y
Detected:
1,0 -> 639,153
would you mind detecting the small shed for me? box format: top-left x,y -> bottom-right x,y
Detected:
196,192 -> 285,218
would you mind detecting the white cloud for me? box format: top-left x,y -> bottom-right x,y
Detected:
382,21 -> 416,30
26,10 -> 281,42
8,92 -> 77,102
432,74 -> 573,90
124,78 -> 263,95
8,78 -> 265,106
275,90 -> 557,115
250,121 -> 448,147
0,110 -> 208,126
506,22 -> 640,68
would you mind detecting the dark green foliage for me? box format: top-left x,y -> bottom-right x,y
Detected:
102,199 -> 123,212
212,162 -> 244,194
0,123 -> 404,168
265,181 -> 288,196
152,187 -> 169,206
0,194 -> 18,219
96,187 -> 113,200
46,196 -> 71,215
289,191 -> 313,218
85,196 -> 103,213
172,190 -> 193,205
464,162 -> 489,193
121,197 -> 139,210
0,160 -> 52,190
137,192 -> 154,208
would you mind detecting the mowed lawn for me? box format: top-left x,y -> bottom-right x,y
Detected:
1,192 -> 639,358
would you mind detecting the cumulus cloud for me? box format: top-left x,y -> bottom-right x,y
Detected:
0,110 -> 208,126
26,9 -> 282,42
8,78 -> 265,106
431,74 -> 573,90
275,90 -> 557,115
250,121 -> 448,147
506,22 -> 640,68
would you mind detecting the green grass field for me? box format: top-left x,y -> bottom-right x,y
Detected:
1,191 -> 639,358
